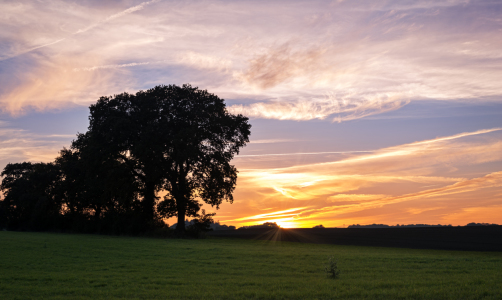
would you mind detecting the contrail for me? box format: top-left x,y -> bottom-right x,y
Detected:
74,62 -> 152,71
1,0 -> 161,61
0,38 -> 67,61
328,127 -> 502,165
74,0 -> 160,34
236,150 -> 373,158
411,127 -> 502,146
72,59 -> 172,71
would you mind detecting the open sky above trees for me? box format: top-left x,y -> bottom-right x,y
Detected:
1,0 -> 502,228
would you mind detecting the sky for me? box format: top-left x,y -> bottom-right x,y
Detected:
1,0 -> 502,228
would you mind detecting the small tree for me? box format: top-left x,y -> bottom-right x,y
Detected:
324,256 -> 340,279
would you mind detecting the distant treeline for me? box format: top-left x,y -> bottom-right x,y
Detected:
237,222 -> 279,230
171,219 -> 236,231
348,222 -> 499,228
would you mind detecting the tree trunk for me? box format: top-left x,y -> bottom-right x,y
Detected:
175,199 -> 186,236
143,182 -> 156,222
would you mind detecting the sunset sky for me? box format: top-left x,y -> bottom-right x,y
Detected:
1,0 -> 502,228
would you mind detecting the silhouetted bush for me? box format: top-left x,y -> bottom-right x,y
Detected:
238,222 -> 280,230
186,210 -> 215,238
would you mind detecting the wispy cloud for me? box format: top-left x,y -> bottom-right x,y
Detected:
238,170 -> 502,227
0,128 -> 69,164
74,0 -> 161,35
327,194 -> 388,203
0,54 -> 131,115
226,169 -> 502,227
237,150 -> 372,158
225,128 -> 502,226
300,171 -> 502,220
73,61 -> 163,72
1,0 -> 161,61
228,92 -> 410,122
248,139 -> 299,144
282,128 -> 502,175
229,206 -> 311,222
235,44 -> 326,89
1,0 -> 502,117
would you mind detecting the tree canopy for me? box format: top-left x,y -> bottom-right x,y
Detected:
0,84 -> 251,235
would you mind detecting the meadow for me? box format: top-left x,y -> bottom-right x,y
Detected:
1,231 -> 501,299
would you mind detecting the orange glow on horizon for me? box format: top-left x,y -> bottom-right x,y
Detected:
212,129 -> 502,228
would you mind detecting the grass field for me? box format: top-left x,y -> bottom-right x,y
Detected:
1,231 -> 501,299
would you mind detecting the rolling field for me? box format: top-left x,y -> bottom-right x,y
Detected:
1,231 -> 501,299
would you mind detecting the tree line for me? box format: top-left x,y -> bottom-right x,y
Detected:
0,84 -> 251,235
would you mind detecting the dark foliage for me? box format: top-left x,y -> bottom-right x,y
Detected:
0,84 -> 250,235
186,209 -> 216,238
0,162 -> 61,231
238,222 -> 280,230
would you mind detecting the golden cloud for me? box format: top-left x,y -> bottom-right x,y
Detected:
224,128 -> 502,227
0,54 -> 130,115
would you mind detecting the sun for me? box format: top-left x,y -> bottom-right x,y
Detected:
269,219 -> 298,228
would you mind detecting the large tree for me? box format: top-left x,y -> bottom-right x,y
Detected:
83,84 -> 250,233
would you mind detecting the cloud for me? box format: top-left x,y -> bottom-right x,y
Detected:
407,206 -> 445,215
237,150 -> 371,157
73,61 -> 164,72
248,139 -> 299,144
0,54 -> 130,115
282,128 -> 502,175
238,172 -> 464,202
235,44 -> 326,89
227,170 -> 502,226
234,132 -> 487,171
74,0 -> 160,35
327,194 -> 388,203
225,128 -> 502,226
2,0 -> 502,118
229,206 -> 311,222
304,171 -> 502,219
1,0 -> 161,61
228,92 -> 410,122
0,128 -> 70,164
177,51 -> 232,71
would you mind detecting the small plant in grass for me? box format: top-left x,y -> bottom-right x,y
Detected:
324,256 -> 340,279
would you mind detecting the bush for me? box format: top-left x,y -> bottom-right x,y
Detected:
186,209 -> 215,238
324,256 -> 340,279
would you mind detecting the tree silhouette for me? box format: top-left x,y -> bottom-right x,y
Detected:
0,162 -> 61,230
56,138 -> 143,233
0,84 -> 249,235
83,84 -> 250,234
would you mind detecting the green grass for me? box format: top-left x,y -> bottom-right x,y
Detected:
0,231 -> 501,299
